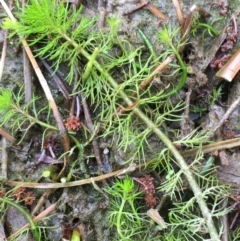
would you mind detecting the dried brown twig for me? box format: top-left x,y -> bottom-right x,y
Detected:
180,4 -> 210,47
98,0 -> 106,28
80,93 -> 104,172
1,138 -> 7,180
22,0 -> 33,103
212,95 -> 240,134
5,163 -> 138,188
216,48 -> 240,82
40,58 -> 71,100
181,137 -> 240,157
172,0 -> 184,25
0,29 -> 7,81
123,1 -> 149,16
124,0 -> 167,20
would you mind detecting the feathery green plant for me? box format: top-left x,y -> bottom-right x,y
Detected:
167,174 -> 229,239
191,12 -> 219,37
1,0 -> 230,240
105,176 -> 145,241
2,0 -> 188,164
0,87 -> 57,142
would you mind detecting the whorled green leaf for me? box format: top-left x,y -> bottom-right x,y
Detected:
0,88 -> 13,112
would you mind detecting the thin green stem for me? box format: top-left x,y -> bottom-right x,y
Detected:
11,104 -> 58,131
82,47 -> 99,81
197,23 -> 218,36
167,42 -> 187,98
137,28 -> 157,61
0,197 -> 40,241
117,199 -> 127,240
129,200 -> 141,227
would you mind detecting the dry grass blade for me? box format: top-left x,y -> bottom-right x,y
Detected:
173,0 -> 184,25
181,137 -> 240,157
147,208 -> 167,229
0,29 -> 7,81
140,0 -> 167,20
216,48 -> 240,82
5,163 -> 138,188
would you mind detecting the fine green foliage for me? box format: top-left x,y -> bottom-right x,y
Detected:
105,176 -> 159,241
167,175 -> 229,240
105,176 -> 144,241
0,88 -> 13,111
1,0 -> 231,240
0,87 -> 57,142
191,12 -> 219,37
2,0 -> 189,164
3,2 -> 97,84
3,0 -> 191,164
158,26 -> 187,98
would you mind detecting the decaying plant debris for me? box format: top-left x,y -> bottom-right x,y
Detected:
1,0 -> 240,240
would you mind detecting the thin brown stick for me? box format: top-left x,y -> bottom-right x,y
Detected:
232,14 -> 237,36
181,137 -> 240,157
0,29 -> 7,81
1,138 -> 7,180
5,163 -> 138,188
216,48 -> 240,82
139,56 -> 173,90
180,5 -> 210,45
180,9 -> 194,37
221,198 -> 229,241
40,58 -> 71,100
23,48 -> 33,103
142,0 -> 167,20
0,0 -> 10,81
173,0 -> 184,25
31,189 -> 53,216
213,95 -> 240,133
0,127 -> 16,144
190,4 -> 210,17
230,211 -> 239,229
81,93 -> 103,172
180,89 -> 193,136
9,204 -> 56,239
123,1 -> 149,16
98,0 -> 106,28
22,0 -> 32,103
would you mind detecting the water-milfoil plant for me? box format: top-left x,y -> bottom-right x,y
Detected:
0,87 -> 57,142
0,0 -> 230,240
105,176 -> 144,240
